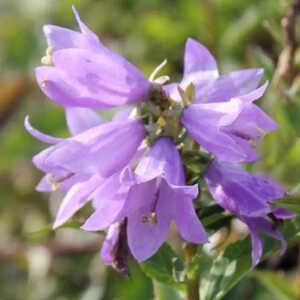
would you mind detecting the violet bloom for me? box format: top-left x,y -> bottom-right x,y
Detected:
204,160 -> 296,266
82,137 -> 208,262
36,6 -> 150,109
165,38 -> 278,162
25,108 -> 145,228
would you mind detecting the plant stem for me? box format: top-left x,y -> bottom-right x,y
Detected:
184,243 -> 200,300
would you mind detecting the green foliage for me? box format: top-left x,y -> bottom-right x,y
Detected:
252,271 -> 297,300
141,243 -> 185,288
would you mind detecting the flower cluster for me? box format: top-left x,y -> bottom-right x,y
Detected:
26,7 -> 295,272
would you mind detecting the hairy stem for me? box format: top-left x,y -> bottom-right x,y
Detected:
184,243 -> 200,300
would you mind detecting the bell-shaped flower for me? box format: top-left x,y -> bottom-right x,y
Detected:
204,160 -> 296,266
25,108 -> 145,228
181,84 -> 278,162
164,38 -> 278,162
36,7 -> 151,109
82,137 -> 208,262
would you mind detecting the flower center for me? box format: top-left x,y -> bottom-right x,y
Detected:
138,84 -> 185,146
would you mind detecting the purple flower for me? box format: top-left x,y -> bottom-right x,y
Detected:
82,137 -> 208,262
25,108 -> 145,228
164,38 -> 278,162
204,160 -> 296,266
36,7 -> 150,109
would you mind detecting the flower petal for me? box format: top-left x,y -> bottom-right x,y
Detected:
53,175 -> 101,228
113,107 -> 133,122
72,5 -> 101,47
195,69 -> 264,104
35,66 -> 108,109
65,107 -> 104,135
50,48 -> 150,107
273,208 -> 297,219
100,223 -> 119,264
24,116 -> 63,144
34,119 -> 145,177
135,137 -> 185,185
204,161 -> 284,217
182,110 -> 248,162
127,180 -> 172,262
173,184 -> 208,243
82,172 -> 132,231
183,38 -> 218,86
43,6 -> 101,52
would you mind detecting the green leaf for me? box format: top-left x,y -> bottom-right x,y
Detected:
251,270 -> 297,300
200,215 -> 300,300
202,213 -> 232,234
140,243 -> 185,288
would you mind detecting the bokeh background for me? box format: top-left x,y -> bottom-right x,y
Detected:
0,0 -> 300,299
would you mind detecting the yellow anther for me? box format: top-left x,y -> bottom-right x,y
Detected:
41,79 -> 47,88
150,212 -> 157,225
140,213 -> 157,226
41,46 -> 53,65
46,173 -> 61,191
46,173 -> 54,184
52,182 -> 61,191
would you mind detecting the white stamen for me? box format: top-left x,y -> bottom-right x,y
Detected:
153,75 -> 170,85
149,59 -> 168,82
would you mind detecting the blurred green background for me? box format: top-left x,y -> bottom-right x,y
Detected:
0,0 -> 300,299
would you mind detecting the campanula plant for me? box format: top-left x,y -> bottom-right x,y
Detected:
26,6 -> 298,300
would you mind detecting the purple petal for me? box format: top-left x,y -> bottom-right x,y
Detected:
113,107 -> 134,122
34,119 -> 145,177
43,25 -> 87,51
49,48 -> 150,107
35,66 -> 108,109
127,180 -> 172,262
65,107 -> 104,135
204,161 -> 285,217
71,6 -> 101,47
53,175 -> 101,228
24,116 -> 63,144
183,38 -> 218,86
81,172 -> 133,231
32,140 -> 87,174
43,6 -> 101,52
173,184 -> 208,243
245,217 -> 287,258
195,69 -> 264,104
71,119 -> 145,176
162,83 -> 181,102
239,81 -> 268,103
182,108 -> 249,162
135,137 -> 185,185
100,223 -> 119,264
273,208 -> 296,220
247,224 -> 263,267
225,103 -> 279,141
